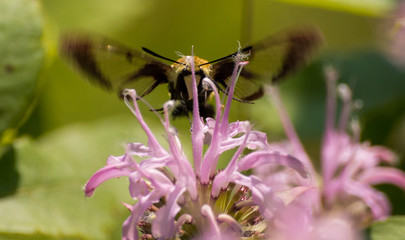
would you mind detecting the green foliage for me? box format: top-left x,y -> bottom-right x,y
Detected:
0,0 -> 45,143
371,216 -> 405,240
275,0 -> 396,16
0,116 -> 144,239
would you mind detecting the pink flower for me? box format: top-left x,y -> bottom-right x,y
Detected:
321,67 -> 405,222
263,66 -> 405,239
84,51 -> 307,239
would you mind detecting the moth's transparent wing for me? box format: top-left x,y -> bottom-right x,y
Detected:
60,34 -> 171,98
211,57 -> 264,102
245,27 -> 323,83
210,27 -> 323,101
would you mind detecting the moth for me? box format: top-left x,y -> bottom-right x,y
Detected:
60,28 -> 322,118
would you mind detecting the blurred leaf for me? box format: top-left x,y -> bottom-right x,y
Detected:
0,115 -> 156,239
0,0 -> 45,143
317,50 -> 405,148
274,0 -> 396,16
371,216 -> 405,240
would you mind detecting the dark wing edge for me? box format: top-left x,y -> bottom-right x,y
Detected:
251,27 -> 324,83
60,33 -> 113,90
210,27 -> 323,101
60,33 -> 171,98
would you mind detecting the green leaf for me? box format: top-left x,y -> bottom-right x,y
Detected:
0,115 -> 154,239
0,0 -> 45,143
274,0 -> 396,16
371,216 -> 405,240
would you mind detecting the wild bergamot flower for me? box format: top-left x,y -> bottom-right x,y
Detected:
84,52 -> 308,239
260,67 -> 405,240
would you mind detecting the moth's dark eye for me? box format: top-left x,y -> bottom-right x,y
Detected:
182,69 -> 191,75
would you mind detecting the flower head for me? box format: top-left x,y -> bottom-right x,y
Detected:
84,51 -> 307,239
320,67 -> 405,223
262,66 -> 405,239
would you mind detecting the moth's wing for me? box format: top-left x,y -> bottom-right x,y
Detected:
211,56 -> 264,101
246,27 -> 323,83
210,27 -> 323,101
60,34 -> 171,98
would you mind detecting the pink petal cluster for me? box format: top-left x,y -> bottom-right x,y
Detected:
84,53 -> 308,239
260,66 -> 405,239
321,67 -> 405,221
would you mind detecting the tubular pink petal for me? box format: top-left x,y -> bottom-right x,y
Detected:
322,67 -> 338,187
126,143 -> 151,157
138,156 -> 170,169
226,127 -> 251,172
163,105 -> 190,173
188,54 -> 205,175
267,86 -> 314,173
121,202 -> 133,211
217,214 -> 243,235
188,54 -> 200,122
201,204 -> 221,236
200,136 -> 221,183
128,168 -> 174,198
84,164 -> 133,196
220,58 -> 246,134
323,179 -> 343,205
337,83 -> 352,133
200,82 -> 226,182
359,167 -> 405,189
345,182 -> 391,220
203,77 -> 222,121
106,155 -> 126,165
216,171 -> 283,221
175,214 -> 193,232
122,214 -> 137,240
323,66 -> 339,140
250,176 -> 284,220
201,60 -> 252,181
123,89 -> 168,158
203,58 -> 249,183
152,186 -> 185,239
122,195 -> 161,240
219,131 -> 268,153
211,129 -> 251,196
368,146 -> 398,164
211,147 -> 268,197
198,79 -> 222,178
211,170 -> 235,197
238,151 -> 308,178
162,102 -> 198,199
128,174 -> 150,198
322,132 -> 349,185
245,131 -> 269,149
228,121 -> 250,135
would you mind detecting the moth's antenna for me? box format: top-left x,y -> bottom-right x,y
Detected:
142,47 -> 185,65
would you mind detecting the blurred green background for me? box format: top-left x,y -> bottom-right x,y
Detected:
1,0 -> 404,239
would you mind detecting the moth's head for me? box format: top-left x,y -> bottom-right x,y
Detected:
171,56 -> 211,76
